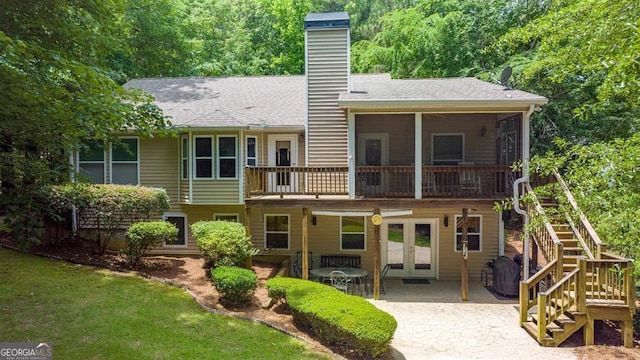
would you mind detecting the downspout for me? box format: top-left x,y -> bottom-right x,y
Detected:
513,104 -> 535,280
188,130 -> 193,204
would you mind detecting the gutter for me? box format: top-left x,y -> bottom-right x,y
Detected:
513,104 -> 536,280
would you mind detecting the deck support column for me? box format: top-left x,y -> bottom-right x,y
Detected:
245,207 -> 252,268
373,208 -> 381,300
622,320 -> 633,347
584,318 -> 594,345
461,208 -> 469,301
302,208 -> 309,280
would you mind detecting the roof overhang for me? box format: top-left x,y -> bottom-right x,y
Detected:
337,99 -> 548,113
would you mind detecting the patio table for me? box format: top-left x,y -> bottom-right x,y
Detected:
310,267 -> 369,295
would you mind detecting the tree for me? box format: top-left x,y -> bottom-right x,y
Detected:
0,0 -> 172,245
493,0 -> 640,151
530,134 -> 640,276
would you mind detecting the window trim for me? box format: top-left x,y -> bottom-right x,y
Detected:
340,216 -> 367,251
245,135 -> 258,167
454,214 -> 482,252
213,213 -> 239,222
181,136 -> 189,180
109,136 -> 140,185
193,136 -> 214,180
431,133 -> 465,165
162,213 -> 188,248
264,214 -> 290,250
216,135 -> 238,180
78,140 -> 106,184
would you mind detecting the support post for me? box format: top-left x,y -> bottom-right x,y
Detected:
373,208 -> 381,300
461,208 -> 469,302
302,208 -> 309,280
245,207 -> 252,268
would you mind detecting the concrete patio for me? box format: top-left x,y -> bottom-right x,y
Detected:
368,279 -> 579,360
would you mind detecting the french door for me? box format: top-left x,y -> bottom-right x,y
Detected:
383,219 -> 437,278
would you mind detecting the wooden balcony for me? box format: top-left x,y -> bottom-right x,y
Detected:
245,165 -> 516,199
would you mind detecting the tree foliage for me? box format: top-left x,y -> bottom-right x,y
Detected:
531,135 -> 640,273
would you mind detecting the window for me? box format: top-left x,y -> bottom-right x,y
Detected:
78,140 -> 105,183
181,137 -> 189,180
265,215 -> 289,249
341,216 -> 366,250
217,135 -> 237,179
214,214 -> 238,222
163,214 -> 187,246
498,115 -> 521,166
432,134 -> 464,165
194,137 -> 213,179
455,215 -> 481,252
111,138 -> 139,185
246,136 -> 257,166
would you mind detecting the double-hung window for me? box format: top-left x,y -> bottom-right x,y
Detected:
265,215 -> 289,249
217,135 -> 237,179
432,134 -> 464,165
340,216 -> 366,251
111,137 -> 139,185
194,137 -> 213,179
78,140 -> 105,183
246,136 -> 257,166
455,215 -> 481,252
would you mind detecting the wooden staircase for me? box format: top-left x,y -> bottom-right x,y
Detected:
519,173 -> 636,347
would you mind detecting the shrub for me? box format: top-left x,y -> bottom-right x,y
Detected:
211,266 -> 258,306
49,183 -> 171,254
266,277 -> 397,358
124,221 -> 178,265
191,221 -> 259,267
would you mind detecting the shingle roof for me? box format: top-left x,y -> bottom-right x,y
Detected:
125,76 -> 306,128
345,75 -> 548,103
124,74 -> 547,128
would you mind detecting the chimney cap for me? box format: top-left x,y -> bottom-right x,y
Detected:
304,12 -> 350,30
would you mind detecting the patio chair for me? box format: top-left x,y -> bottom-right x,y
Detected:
329,270 -> 351,293
458,161 -> 481,192
367,264 -> 390,295
292,251 -> 313,278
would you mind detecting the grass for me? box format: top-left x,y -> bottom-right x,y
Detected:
0,248 -> 329,360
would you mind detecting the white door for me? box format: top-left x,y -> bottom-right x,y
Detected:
357,134 -> 388,194
268,135 -> 298,193
383,219 -> 437,278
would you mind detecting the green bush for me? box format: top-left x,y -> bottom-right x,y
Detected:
211,266 -> 258,306
49,183 -> 171,254
266,277 -> 397,358
124,221 -> 178,265
191,221 -> 259,267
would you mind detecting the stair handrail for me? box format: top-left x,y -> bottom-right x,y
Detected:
519,259 -> 558,325
553,171 -> 607,258
524,183 -> 564,266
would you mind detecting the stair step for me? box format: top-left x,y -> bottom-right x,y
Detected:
555,231 -> 575,239
523,321 -> 555,346
563,247 -> 583,252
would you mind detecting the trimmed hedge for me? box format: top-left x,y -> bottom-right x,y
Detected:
266,277 -> 397,358
191,221 -> 258,267
211,266 -> 258,306
124,221 -> 178,265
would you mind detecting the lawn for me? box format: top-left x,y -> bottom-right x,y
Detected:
0,248 -> 329,360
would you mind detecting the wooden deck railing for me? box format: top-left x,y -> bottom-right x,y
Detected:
524,183 -> 564,270
522,171 -> 636,336
553,172 -> 607,258
244,166 -> 349,197
245,165 -> 515,198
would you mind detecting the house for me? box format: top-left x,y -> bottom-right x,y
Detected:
77,12 -> 635,347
